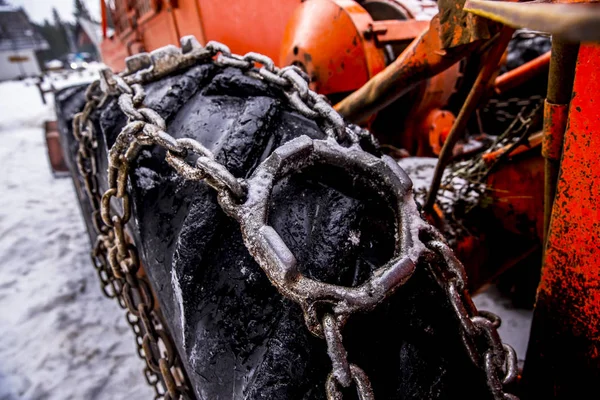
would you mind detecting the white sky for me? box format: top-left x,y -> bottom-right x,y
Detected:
10,0 -> 101,24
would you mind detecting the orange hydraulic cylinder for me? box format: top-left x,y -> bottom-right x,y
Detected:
280,0 -> 386,95
494,51 -> 551,95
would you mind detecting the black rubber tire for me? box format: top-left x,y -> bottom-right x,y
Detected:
60,65 -> 494,400
55,84 -> 95,238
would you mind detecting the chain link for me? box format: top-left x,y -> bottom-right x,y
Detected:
484,95 -> 544,123
71,35 -> 518,399
322,314 -> 375,399
73,71 -> 191,400
420,226 -> 519,398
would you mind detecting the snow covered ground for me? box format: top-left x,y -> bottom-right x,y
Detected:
0,77 -> 151,400
0,75 -> 531,400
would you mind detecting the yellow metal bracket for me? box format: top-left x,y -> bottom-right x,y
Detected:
464,0 -> 600,42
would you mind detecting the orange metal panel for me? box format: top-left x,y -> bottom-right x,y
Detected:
100,35 -> 129,71
524,43 -> 600,398
280,0 -> 386,94
196,0 -> 301,62
100,0 -> 299,71
486,147 -> 545,240
173,0 -> 206,43
541,44 -> 600,337
139,12 -> 179,52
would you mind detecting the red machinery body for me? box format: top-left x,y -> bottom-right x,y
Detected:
100,0 -> 461,157
523,43 -> 600,397
101,0 -> 302,71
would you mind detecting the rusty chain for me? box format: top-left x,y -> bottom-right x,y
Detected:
420,226 -> 519,400
71,35 -> 518,399
485,95 -> 544,123
73,67 -> 191,400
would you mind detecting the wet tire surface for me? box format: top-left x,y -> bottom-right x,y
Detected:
59,66 -> 494,400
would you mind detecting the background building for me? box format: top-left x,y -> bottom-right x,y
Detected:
0,5 -> 49,81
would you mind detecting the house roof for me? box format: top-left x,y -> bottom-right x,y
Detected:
0,8 -> 49,52
76,18 -> 114,48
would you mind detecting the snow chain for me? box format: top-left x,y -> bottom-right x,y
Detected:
72,36 -> 518,400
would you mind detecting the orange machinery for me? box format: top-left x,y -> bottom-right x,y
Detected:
93,0 -> 559,290
100,0 -> 460,156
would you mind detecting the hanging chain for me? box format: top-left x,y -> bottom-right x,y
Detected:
73,69 -> 191,400
71,35 -> 518,400
420,226 -> 519,399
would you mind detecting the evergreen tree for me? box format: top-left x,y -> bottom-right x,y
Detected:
49,9 -> 70,58
73,0 -> 91,20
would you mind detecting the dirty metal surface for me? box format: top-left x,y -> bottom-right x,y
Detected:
523,43 -> 600,399
464,0 -> 600,42
438,0 -> 499,49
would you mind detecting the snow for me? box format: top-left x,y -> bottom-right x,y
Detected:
399,157 -> 479,212
0,78 -> 151,399
473,287 -> 533,367
401,0 -> 438,20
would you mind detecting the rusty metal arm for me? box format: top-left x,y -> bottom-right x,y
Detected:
495,51 -> 550,95
334,16 -> 480,125
464,0 -> 600,42
424,27 -> 515,212
542,39 -> 579,245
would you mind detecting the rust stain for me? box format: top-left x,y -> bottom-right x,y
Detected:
438,0 -> 498,49
540,44 -> 600,343
542,100 -> 569,161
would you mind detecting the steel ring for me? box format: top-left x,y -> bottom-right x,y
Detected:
219,135 -> 419,336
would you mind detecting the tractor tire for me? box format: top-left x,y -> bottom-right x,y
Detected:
55,83 -> 95,237
503,33 -> 552,73
60,65 -> 496,400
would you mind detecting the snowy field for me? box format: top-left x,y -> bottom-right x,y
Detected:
0,75 -> 531,400
0,77 -> 151,400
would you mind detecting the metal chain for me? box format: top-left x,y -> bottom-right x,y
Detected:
72,35 -> 518,400
484,95 -> 544,123
73,74 -> 191,400
323,313 -> 375,400
420,225 -> 519,400
97,37 -> 370,399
